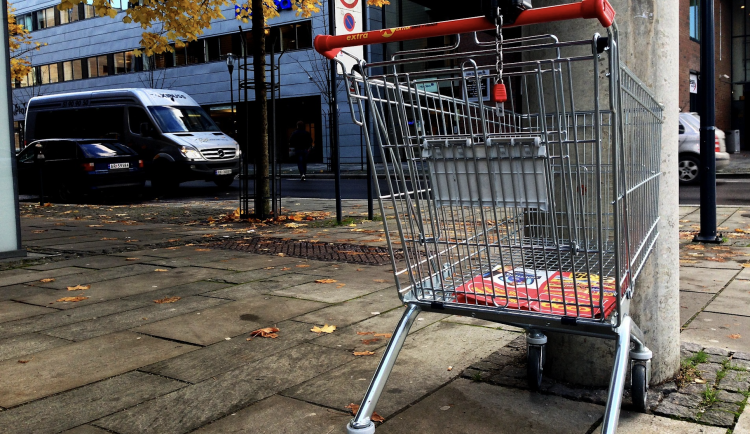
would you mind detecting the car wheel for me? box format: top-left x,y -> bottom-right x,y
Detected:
678,154 -> 701,185
151,164 -> 179,193
56,182 -> 77,203
214,175 -> 236,188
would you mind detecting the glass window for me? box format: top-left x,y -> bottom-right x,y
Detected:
36,10 -> 45,29
40,65 -> 50,84
690,0 -> 700,41
265,27 -> 280,53
59,7 -> 69,24
87,57 -> 98,78
114,52 -> 126,74
72,59 -> 83,80
19,71 -> 30,87
128,107 -> 151,134
148,106 -> 221,133
296,21 -> 312,49
63,61 -> 74,81
174,45 -> 186,66
21,14 -> 33,30
280,24 -> 296,51
111,0 -> 121,9
79,142 -> 135,158
69,6 -> 79,22
124,51 -> 135,72
218,34 -> 235,58
97,54 -> 108,76
49,63 -> 59,83
186,40 -> 206,64
44,7 -> 55,28
84,3 -> 95,19
206,37 -> 220,61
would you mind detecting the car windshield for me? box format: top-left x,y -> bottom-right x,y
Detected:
79,142 -> 135,158
148,106 -> 220,133
681,114 -> 700,130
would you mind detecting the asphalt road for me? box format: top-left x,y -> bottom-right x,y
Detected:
679,178 -> 750,206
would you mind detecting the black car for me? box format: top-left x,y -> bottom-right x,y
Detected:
16,139 -> 146,201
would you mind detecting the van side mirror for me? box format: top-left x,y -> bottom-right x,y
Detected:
140,123 -> 152,137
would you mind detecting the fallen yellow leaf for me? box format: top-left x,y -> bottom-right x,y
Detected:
296,264 -> 310,268
66,284 -> 90,291
281,267 -> 291,271
374,333 -> 393,338
362,338 -> 381,345
100,237 -> 117,241
195,248 -> 211,252
249,327 -> 280,339
336,283 -> 346,288
357,331 -> 375,336
17,357 -> 33,364
154,296 -> 181,304
125,258 -> 139,261
154,269 -> 169,272
57,296 -> 88,302
315,279 -> 337,284
742,263 -> 750,268
39,278 -> 55,283
311,324 -> 337,334
736,229 -> 746,233
373,279 -> 386,283
353,351 -> 376,356
729,334 -> 742,339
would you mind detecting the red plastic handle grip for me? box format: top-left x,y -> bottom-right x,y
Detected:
315,0 -> 615,59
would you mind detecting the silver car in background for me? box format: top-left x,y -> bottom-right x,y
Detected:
679,112 -> 730,185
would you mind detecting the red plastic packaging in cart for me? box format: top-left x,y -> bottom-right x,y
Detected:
454,266 -> 624,319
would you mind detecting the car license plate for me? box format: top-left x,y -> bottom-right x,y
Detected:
109,163 -> 129,169
215,169 -> 232,175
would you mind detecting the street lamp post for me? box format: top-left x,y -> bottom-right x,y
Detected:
226,53 -> 236,137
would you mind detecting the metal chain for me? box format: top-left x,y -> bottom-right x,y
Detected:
494,6 -> 503,86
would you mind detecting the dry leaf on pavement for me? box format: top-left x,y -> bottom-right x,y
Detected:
742,263 -> 750,268
311,324 -> 337,334
296,264 -> 310,268
125,258 -> 139,261
31,229 -> 47,233
336,283 -> 346,288
195,248 -> 211,252
353,351 -> 376,356
357,331 -> 375,336
66,284 -> 90,291
17,358 -> 33,364
344,404 -> 384,423
315,279 -> 337,284
100,237 -> 117,241
249,327 -> 280,339
154,269 -> 169,272
345,403 -> 360,414
281,267 -> 291,271
373,279 -> 386,283
374,333 -> 392,338
371,413 -> 385,423
729,334 -> 742,339
154,296 -> 181,304
362,338 -> 381,345
39,278 -> 55,283
88,224 -> 102,228
57,296 -> 88,302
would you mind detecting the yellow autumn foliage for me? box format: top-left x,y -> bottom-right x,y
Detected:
8,3 -> 45,82
57,0 -> 389,56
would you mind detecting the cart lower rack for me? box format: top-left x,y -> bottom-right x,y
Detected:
315,0 -> 663,432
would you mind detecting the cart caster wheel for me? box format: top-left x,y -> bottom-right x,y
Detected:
631,363 -> 648,412
527,345 -> 544,390
346,420 -> 376,434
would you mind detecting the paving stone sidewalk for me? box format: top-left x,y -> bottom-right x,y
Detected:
1,199 -> 750,433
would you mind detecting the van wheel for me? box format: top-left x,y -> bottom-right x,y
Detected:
678,155 -> 701,185
214,175 -> 236,188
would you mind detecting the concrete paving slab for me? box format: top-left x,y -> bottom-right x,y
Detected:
592,410 -> 726,434
199,255 -> 330,272
283,321 -> 517,418
292,289 -> 404,329
443,315 -> 525,332
679,267 -> 738,293
312,308 -> 445,352
704,278 -> 750,317
26,255 -> 166,271
201,280 -> 279,299
271,270 -> 393,303
30,264 -> 156,290
376,379 -> 601,434
0,301 -> 56,323
0,371 -> 185,434
94,343 -> 352,434
140,320 -> 319,383
0,331 -> 196,407
133,294 -> 325,346
42,295 -> 231,341
215,268 -> 316,284
734,402 -> 750,434
42,239 -> 138,252
679,291 -> 715,326
0,333 -> 70,362
141,252 -> 247,268
19,267 -> 228,309
0,267 -> 88,287
121,281 -> 231,303
191,394 -> 350,434
681,311 -> 750,352
109,248 -> 175,258
0,284 -> 59,302
0,299 -> 146,340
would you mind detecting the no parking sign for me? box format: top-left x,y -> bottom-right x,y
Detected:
334,0 -> 363,74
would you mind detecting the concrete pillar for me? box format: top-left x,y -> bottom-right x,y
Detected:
524,0 -> 680,385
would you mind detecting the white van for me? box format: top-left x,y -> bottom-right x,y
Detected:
25,88 -> 240,190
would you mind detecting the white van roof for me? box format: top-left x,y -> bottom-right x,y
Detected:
27,88 -> 199,108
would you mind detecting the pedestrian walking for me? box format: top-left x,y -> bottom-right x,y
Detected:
289,121 -> 313,181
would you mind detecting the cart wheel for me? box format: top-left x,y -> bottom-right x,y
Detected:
527,345 -> 543,390
631,363 -> 648,412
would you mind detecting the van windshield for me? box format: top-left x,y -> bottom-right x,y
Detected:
148,106 -> 220,133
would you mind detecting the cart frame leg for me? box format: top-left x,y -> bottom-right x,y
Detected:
347,304 -> 421,434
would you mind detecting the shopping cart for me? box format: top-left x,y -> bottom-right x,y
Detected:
315,0 -> 662,433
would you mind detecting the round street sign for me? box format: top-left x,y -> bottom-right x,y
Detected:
340,0 -> 359,8
343,13 -> 356,32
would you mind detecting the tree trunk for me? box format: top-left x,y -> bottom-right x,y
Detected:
251,0 -> 270,217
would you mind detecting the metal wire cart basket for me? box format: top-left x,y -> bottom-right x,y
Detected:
315,0 -> 663,432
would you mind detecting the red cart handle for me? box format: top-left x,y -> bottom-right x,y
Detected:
315,0 -> 615,59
